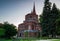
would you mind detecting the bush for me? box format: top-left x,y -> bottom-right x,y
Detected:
0,28 -> 5,38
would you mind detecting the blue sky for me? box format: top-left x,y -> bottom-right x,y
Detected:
0,0 -> 60,27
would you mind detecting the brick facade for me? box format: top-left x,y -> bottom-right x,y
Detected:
18,3 -> 41,37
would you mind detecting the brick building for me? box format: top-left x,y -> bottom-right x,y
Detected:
18,3 -> 41,37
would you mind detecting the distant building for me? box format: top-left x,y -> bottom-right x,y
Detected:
18,3 -> 41,37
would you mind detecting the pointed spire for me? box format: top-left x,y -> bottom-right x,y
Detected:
33,2 -> 35,12
32,2 -> 36,14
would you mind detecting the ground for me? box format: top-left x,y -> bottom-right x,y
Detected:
0,38 -> 60,41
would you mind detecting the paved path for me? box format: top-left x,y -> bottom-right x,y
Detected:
36,39 -> 59,41
37,40 -> 51,41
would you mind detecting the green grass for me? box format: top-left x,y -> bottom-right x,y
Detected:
18,38 -> 60,41
52,39 -> 60,41
0,38 -> 60,41
0,39 -> 12,41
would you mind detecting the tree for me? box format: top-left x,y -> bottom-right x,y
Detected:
39,0 -> 51,36
39,0 -> 59,38
56,19 -> 60,35
50,3 -> 59,37
3,22 -> 17,39
0,23 -> 5,38
56,9 -> 60,35
0,28 -> 5,38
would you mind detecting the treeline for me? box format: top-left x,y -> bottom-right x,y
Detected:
0,22 -> 17,39
39,0 -> 60,38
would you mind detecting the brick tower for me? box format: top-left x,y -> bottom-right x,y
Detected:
18,3 -> 41,37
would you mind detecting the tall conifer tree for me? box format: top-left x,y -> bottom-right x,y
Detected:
40,0 -> 51,36
51,3 -> 59,37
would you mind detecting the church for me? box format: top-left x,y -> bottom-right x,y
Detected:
18,3 -> 41,37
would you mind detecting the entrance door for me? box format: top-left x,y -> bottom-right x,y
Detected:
20,33 -> 22,37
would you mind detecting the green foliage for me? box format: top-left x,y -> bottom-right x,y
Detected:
0,23 -> 5,38
0,39 -> 12,41
37,31 -> 40,38
0,28 -> 5,37
56,10 -> 60,35
40,0 -> 51,36
25,32 -> 28,37
39,0 -> 59,37
0,22 -> 17,39
3,22 -> 17,39
49,3 -> 59,37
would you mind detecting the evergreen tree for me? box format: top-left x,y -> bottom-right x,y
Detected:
50,3 -> 59,37
56,17 -> 60,35
56,9 -> 60,35
40,0 -> 51,36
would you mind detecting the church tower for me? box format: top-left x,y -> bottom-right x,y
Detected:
18,3 -> 41,37
25,3 -> 38,23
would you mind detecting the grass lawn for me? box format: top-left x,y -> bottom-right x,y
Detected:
0,38 -> 60,41
52,39 -> 60,41
0,39 -> 12,41
15,38 -> 60,41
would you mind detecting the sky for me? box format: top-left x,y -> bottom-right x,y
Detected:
0,0 -> 60,27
